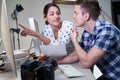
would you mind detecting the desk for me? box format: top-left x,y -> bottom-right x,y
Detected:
55,62 -> 96,80
0,62 -> 96,80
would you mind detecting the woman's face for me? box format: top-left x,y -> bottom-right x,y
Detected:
45,6 -> 61,27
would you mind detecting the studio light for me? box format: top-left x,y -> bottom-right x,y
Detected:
11,4 -> 24,20
10,4 -> 24,50
16,4 -> 24,13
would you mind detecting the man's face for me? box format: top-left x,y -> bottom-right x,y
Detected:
73,5 -> 86,27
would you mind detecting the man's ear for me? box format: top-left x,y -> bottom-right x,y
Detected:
85,12 -> 90,21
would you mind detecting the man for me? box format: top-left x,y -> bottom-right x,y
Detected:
58,0 -> 120,80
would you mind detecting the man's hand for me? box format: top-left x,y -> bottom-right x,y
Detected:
70,28 -> 78,42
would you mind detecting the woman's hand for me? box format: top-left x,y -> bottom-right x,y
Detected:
19,24 -> 51,45
19,24 -> 37,37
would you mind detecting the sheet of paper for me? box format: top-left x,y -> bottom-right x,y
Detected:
40,45 -> 67,60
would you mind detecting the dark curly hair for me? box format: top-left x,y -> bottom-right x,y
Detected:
43,3 -> 61,25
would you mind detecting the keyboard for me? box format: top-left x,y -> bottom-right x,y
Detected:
58,64 -> 84,78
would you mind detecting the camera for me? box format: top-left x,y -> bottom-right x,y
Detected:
20,57 -> 58,80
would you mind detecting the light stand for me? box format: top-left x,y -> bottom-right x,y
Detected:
11,4 -> 24,50
10,28 -> 20,50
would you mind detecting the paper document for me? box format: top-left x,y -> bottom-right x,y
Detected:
40,45 -> 67,60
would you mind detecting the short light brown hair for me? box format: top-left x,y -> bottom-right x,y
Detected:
75,0 -> 101,20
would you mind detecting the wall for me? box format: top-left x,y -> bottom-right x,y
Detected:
98,0 -> 112,21
6,0 -> 53,50
0,0 -> 112,50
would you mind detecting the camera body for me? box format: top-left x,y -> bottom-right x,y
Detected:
20,58 -> 57,80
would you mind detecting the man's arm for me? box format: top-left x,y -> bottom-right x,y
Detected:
57,51 -> 79,64
71,28 -> 105,68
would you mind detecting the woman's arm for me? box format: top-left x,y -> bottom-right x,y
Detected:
19,24 -> 51,45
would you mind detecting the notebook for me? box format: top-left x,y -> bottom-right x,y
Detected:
40,45 -> 67,60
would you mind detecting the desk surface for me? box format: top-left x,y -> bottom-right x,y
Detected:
0,62 -> 96,80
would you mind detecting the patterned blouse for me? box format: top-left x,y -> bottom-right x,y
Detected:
41,20 -> 75,53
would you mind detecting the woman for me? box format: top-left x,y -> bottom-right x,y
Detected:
19,3 -> 74,53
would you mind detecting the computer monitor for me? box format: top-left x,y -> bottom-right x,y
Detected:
1,0 -> 16,77
28,17 -> 41,56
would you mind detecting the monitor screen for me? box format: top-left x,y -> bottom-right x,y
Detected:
28,17 -> 41,56
1,0 -> 16,77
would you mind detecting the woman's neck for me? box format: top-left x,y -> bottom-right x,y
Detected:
51,22 -> 62,39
